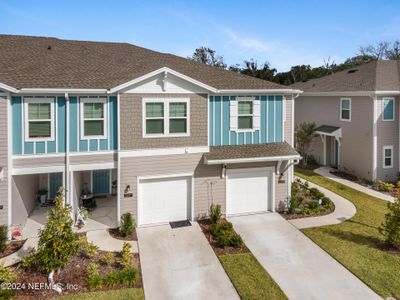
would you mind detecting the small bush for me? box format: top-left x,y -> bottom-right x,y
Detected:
321,196 -> 330,206
0,225 -> 7,252
118,242 -> 132,268
309,187 -> 324,199
0,263 -> 18,284
101,252 -> 115,266
86,263 -> 102,289
379,197 -> 400,249
217,231 -> 231,247
209,204 -> 222,224
78,235 -> 99,258
289,196 -> 300,214
229,233 -> 243,248
308,200 -> 319,210
210,221 -> 243,248
120,213 -> 135,237
103,266 -> 138,286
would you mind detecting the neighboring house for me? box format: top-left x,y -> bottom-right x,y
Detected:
0,35 -> 300,232
293,60 -> 400,182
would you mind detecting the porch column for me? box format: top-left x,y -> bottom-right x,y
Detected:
323,135 -> 327,166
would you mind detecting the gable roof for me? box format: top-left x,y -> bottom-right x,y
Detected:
291,60 -> 400,93
0,34 -> 290,91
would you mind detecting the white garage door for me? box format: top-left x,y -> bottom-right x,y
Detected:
226,168 -> 270,215
138,176 -> 191,226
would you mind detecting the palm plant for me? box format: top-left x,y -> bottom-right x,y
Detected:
295,122 -> 317,166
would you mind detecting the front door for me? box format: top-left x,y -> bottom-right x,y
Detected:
92,170 -> 110,195
49,172 -> 63,199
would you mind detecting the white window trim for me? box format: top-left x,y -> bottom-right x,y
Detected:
340,98 -> 351,122
382,97 -> 395,121
80,97 -> 108,140
383,145 -> 393,169
236,97 -> 254,132
142,98 -> 190,138
24,97 -> 55,142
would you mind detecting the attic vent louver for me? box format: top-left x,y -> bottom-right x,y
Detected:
347,69 -> 357,74
47,45 -> 52,50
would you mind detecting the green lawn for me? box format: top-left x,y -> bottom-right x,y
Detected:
56,288 -> 144,300
219,253 -> 287,300
295,168 -> 400,299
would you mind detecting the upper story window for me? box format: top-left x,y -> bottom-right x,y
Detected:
143,98 -> 189,137
81,97 -> 107,139
238,100 -> 253,130
24,97 -> 54,141
383,145 -> 393,168
340,98 -> 351,121
383,98 -> 395,121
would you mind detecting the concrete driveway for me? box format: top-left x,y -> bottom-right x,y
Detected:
137,222 -> 239,300
229,213 -> 381,300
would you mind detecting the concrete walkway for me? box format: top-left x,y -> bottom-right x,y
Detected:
230,213 -> 381,300
0,237 -> 39,267
289,178 -> 356,229
315,166 -> 395,202
87,229 -> 138,253
137,222 -> 239,300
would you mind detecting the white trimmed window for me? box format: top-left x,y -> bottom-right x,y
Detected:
383,98 -> 395,121
383,146 -> 393,168
80,97 -> 107,139
143,98 -> 189,137
24,97 -> 54,141
238,100 -> 253,130
340,98 -> 351,121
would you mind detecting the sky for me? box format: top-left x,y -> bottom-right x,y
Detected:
0,0 -> 399,72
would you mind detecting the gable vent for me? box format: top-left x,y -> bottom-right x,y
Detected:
347,69 -> 358,74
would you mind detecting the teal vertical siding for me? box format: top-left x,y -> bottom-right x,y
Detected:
58,97 -> 66,152
275,96 -> 283,142
36,142 -> 45,154
70,96 -> 78,151
209,94 -> 284,147
12,96 -> 22,155
99,139 -> 108,150
109,96 -> 118,150
79,140 -> 88,152
89,140 -> 98,151
267,96 -> 275,143
24,142 -> 34,155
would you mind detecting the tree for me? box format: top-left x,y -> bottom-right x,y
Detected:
188,47 -> 226,68
385,40 -> 400,60
240,59 -> 277,81
295,122 -> 317,166
358,41 -> 389,60
379,197 -> 400,249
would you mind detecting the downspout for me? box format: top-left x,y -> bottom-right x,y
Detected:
117,92 -> 121,225
65,93 -> 70,206
370,94 -> 377,181
6,92 -> 12,238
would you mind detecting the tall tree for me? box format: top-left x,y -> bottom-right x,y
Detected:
240,59 -> 277,81
385,40 -> 400,60
188,47 -> 227,68
358,41 -> 389,60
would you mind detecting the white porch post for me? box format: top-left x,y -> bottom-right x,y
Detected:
323,135 -> 327,166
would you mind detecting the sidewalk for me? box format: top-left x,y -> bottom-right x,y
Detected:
315,167 -> 395,203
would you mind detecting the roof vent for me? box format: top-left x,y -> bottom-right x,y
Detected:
347,69 -> 358,74
47,45 -> 52,50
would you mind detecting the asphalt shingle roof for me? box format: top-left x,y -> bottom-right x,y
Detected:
0,34 -> 289,90
315,125 -> 341,134
204,142 -> 300,162
291,60 -> 400,92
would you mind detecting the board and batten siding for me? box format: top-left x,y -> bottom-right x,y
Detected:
209,95 -> 284,146
0,95 -> 9,224
12,96 -> 117,155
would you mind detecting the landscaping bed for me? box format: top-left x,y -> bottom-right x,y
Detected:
280,178 -> 334,220
0,240 -> 26,259
56,287 -> 144,300
295,168 -> 400,299
108,228 -> 137,241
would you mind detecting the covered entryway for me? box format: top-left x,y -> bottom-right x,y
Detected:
138,176 -> 191,226
226,167 -> 271,215
315,125 -> 342,168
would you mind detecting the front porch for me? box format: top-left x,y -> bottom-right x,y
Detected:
315,125 -> 341,168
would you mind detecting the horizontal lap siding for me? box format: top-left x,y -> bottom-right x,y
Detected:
0,96 -> 8,224
70,153 -> 117,165
13,156 -> 65,168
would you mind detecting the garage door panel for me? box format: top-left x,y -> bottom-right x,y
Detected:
139,177 -> 190,226
227,168 -> 270,215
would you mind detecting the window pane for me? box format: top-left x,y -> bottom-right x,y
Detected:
385,157 -> 392,166
383,100 -> 394,120
341,110 -> 350,120
146,119 -> 164,134
84,103 -> 104,119
170,103 -> 187,117
29,103 -> 50,120
238,101 -> 253,115
146,103 -> 164,118
341,100 -> 350,110
238,116 -> 253,129
84,120 -> 104,136
29,121 -> 51,137
170,119 -> 187,133
385,148 -> 392,157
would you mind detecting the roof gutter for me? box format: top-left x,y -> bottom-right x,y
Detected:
216,89 -> 303,95
17,88 -> 110,94
0,82 -> 18,93
204,154 -> 301,165
301,91 -> 400,97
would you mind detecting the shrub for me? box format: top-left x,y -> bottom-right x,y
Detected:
209,204 -> 222,224
309,187 -> 324,199
86,263 -> 102,289
308,200 -> 319,210
120,213 -> 135,237
78,235 -> 99,258
0,225 -> 7,252
103,266 -> 138,286
229,233 -> 243,248
24,188 -> 79,274
321,197 -> 330,206
289,196 -> 299,214
217,231 -> 231,247
379,197 -> 400,249
118,242 -> 132,268
101,252 -> 115,266
0,263 -> 17,300
210,221 -> 243,248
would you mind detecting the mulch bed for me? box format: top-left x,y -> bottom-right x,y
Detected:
0,240 -> 26,259
108,228 -> 137,241
280,202 -> 335,220
376,241 -> 400,256
11,250 -> 142,300
198,219 -> 249,256
330,170 -> 358,182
